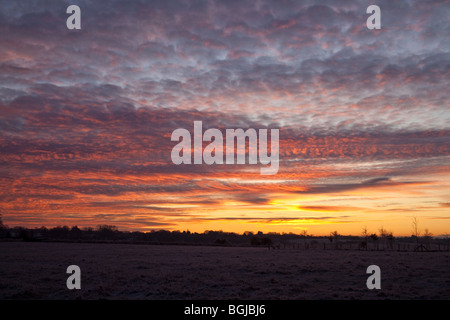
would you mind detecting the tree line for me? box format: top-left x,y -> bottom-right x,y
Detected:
0,223 -> 308,246
0,214 -> 447,250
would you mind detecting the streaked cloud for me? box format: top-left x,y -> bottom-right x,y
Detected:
0,0 -> 449,235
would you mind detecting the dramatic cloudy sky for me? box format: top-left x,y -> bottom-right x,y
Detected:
0,0 -> 449,235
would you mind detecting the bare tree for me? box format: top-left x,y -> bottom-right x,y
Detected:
330,231 -> 340,249
412,217 -> 420,243
422,228 -> 433,250
360,226 -> 369,250
300,230 -> 308,249
379,226 -> 387,250
387,231 -> 394,250
362,226 -> 368,235
378,227 -> 394,250
370,233 -> 379,250
411,217 -> 433,252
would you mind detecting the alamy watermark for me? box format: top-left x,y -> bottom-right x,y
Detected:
66,265 -> 81,290
65,4 -> 380,30
66,5 -> 81,30
170,121 -> 279,175
366,265 -> 381,289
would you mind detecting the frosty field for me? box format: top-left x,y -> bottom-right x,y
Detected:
0,241 -> 448,300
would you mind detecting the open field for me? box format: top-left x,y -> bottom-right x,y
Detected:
0,241 -> 449,300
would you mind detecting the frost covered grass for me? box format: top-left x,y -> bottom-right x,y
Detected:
0,241 -> 448,299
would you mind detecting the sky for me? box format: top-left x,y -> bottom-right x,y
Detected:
0,0 -> 449,236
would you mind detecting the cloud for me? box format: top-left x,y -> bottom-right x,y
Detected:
0,1 -> 448,128
297,205 -> 362,212
185,215 -> 351,224
294,177 -> 432,195
0,0 -> 448,232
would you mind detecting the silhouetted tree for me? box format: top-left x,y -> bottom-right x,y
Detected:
214,238 -> 227,245
422,229 -> 433,250
411,217 -> 420,244
250,236 -> 259,245
18,227 -> 31,241
378,227 -> 393,250
370,233 -> 379,250
386,232 -> 395,250
360,226 -> 369,250
300,230 -> 309,249
0,214 -> 9,237
70,226 -> 82,239
97,225 -> 118,240
49,226 -> 70,239
250,236 -> 273,247
330,231 -> 340,249
261,237 -> 273,246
